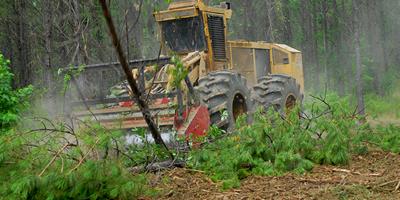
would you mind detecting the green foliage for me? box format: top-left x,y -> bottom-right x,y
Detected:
1,160 -> 150,200
0,120 -> 155,200
365,91 -> 400,119
0,54 -> 33,133
354,124 -> 400,154
168,56 -> 189,89
57,64 -> 85,95
378,125 -> 400,153
188,92 -> 400,190
188,93 -> 369,189
0,55 -> 187,199
0,59 -> 154,199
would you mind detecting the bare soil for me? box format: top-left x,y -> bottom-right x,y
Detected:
144,150 -> 400,200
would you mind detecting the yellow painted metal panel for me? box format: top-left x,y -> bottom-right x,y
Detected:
154,8 -> 198,21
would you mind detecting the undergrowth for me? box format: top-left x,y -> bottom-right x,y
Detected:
365,79 -> 400,119
0,54 -> 156,200
188,94 -> 400,189
0,54 -> 32,133
1,52 -> 399,196
0,119 -> 158,200
366,94 -> 400,119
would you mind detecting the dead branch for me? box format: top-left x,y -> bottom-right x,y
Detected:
395,180 -> 400,192
39,143 -> 72,177
129,159 -> 186,174
377,180 -> 399,188
68,138 -> 100,173
332,168 -> 361,175
310,94 -> 331,110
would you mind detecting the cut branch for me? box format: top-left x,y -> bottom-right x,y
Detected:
129,159 -> 186,174
38,143 -> 71,177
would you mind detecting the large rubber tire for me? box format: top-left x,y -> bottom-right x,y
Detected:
251,74 -> 303,114
195,71 -> 252,130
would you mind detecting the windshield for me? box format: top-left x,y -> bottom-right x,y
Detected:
161,17 -> 206,53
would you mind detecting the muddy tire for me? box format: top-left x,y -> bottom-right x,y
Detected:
251,74 -> 303,114
195,71 -> 251,130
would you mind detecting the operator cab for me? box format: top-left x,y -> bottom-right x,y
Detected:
154,0 -> 232,70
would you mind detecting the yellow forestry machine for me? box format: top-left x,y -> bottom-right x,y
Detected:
70,0 -> 304,141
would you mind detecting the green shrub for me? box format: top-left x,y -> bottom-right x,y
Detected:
0,56 -> 154,199
1,160 -> 150,200
188,93 -> 363,189
366,94 -> 400,118
352,122 -> 400,154
0,121 -> 155,200
0,54 -> 33,133
375,125 -> 400,153
188,92 -> 400,190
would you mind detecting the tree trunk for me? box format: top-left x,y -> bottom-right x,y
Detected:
332,0 -> 345,96
72,0 -> 82,65
312,2 -> 321,91
322,0 -> 329,89
14,0 -> 31,87
44,0 -> 53,96
300,0 -> 313,90
353,0 -> 365,116
282,0 -> 293,43
99,0 -> 171,155
265,0 -> 275,42
365,1 -> 385,96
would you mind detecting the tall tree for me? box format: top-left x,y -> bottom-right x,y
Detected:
14,0 -> 31,87
265,0 -> 275,41
43,0 -> 53,95
364,1 -> 386,96
353,0 -> 365,116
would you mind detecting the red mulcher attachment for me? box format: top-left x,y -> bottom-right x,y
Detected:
72,98 -> 176,130
70,86 -> 211,145
67,57 -> 211,143
71,95 -> 210,143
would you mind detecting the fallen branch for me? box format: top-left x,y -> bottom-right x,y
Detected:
395,180 -> 400,192
39,143 -> 71,177
182,168 -> 206,174
68,138 -> 100,173
129,159 -> 186,174
377,180 -> 399,188
25,143 -> 79,162
296,178 -> 342,184
332,168 -> 383,177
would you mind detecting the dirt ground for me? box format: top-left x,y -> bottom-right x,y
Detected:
145,150 -> 400,200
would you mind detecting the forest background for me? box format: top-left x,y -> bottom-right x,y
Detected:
1,0 -> 399,106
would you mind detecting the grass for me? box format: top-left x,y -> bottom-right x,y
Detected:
365,83 -> 400,126
366,94 -> 400,119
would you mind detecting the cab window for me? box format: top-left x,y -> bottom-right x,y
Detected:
273,49 -> 289,65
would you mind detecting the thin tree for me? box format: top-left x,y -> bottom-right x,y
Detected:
353,0 -> 365,116
43,0 -> 53,96
265,0 -> 275,42
98,0 -> 171,155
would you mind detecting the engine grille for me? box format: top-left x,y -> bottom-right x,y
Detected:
207,15 -> 226,60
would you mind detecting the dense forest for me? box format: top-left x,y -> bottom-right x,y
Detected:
1,0 -> 399,98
